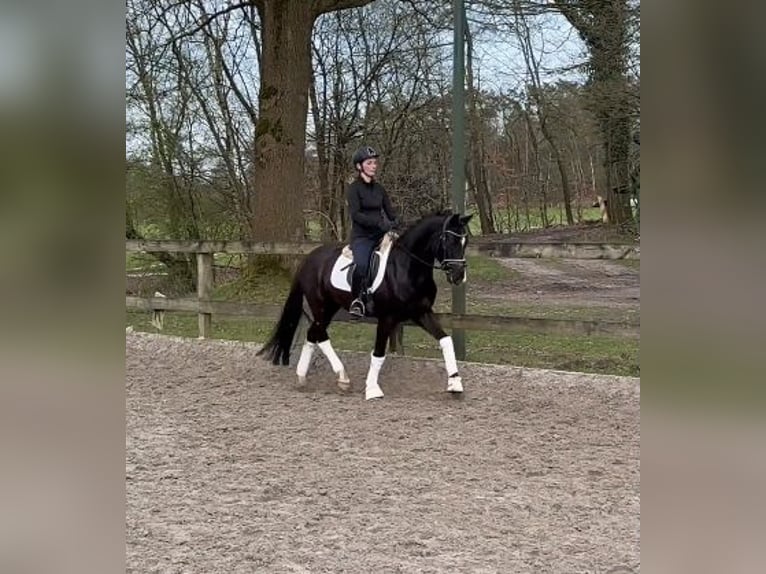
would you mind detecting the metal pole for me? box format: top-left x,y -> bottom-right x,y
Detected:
451,0 -> 466,360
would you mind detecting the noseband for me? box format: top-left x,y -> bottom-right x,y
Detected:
437,217 -> 467,272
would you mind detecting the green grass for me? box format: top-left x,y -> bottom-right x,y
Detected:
472,206 -> 605,234
126,252 -> 247,273
126,252 -> 639,377
612,258 -> 640,270
463,299 -> 640,325
126,252 -> 159,272
212,266 -> 292,304
465,254 -> 520,282
127,309 -> 639,377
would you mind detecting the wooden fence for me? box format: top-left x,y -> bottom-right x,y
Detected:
125,239 -> 639,358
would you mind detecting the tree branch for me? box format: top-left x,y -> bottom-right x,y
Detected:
551,0 -> 592,39
163,1 -> 255,46
313,0 -> 376,17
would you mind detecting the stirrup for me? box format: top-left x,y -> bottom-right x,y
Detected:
349,298 -> 365,318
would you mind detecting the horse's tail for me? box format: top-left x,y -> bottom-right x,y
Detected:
257,276 -> 305,366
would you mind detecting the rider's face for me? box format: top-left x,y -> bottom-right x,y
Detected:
360,158 -> 378,178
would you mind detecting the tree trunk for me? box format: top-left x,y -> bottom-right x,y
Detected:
309,71 -> 335,240
522,104 -> 546,227
599,103 -> 633,225
334,148 -> 350,239
465,8 -> 496,234
251,0 -> 376,243
251,1 -> 315,242
511,1 -> 573,225
537,114 -> 574,225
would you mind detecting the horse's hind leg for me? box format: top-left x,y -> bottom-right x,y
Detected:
306,303 -> 350,391
295,339 -> 316,388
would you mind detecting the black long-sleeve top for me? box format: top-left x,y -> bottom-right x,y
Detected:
346,177 -> 399,240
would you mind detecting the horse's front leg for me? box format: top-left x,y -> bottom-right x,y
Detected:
414,310 -> 463,393
365,317 -> 397,400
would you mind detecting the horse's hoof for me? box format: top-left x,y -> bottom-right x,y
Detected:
336,369 -> 351,392
446,377 -> 463,393
297,375 -> 308,388
365,386 -> 384,400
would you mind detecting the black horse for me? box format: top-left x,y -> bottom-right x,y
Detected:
258,211 -> 472,399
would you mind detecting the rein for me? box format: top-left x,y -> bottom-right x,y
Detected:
393,221 -> 468,271
394,242 -> 446,270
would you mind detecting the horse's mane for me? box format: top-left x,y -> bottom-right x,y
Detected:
403,209 -> 453,229
416,209 -> 453,221
396,210 -> 453,245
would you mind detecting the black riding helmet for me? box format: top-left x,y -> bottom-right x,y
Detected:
352,145 -> 379,169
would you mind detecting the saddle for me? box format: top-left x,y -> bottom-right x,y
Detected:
330,232 -> 397,293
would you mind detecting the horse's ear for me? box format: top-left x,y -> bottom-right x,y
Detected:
459,213 -> 473,227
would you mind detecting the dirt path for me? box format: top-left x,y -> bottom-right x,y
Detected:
474,258 -> 640,310
127,332 -> 640,573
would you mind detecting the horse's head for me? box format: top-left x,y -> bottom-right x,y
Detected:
436,213 -> 472,284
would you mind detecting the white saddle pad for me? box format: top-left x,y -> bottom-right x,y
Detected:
330,233 -> 396,293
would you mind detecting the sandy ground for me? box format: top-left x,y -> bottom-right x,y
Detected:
126,332 -> 640,573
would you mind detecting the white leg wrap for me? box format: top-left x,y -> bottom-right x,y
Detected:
439,336 -> 463,393
296,341 -> 316,378
447,376 -> 463,393
365,354 -> 385,400
317,340 -> 344,374
439,336 -> 459,377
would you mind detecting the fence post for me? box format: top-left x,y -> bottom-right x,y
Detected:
197,253 -> 213,338
451,0 -> 467,360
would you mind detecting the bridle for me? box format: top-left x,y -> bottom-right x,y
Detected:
395,217 -> 468,274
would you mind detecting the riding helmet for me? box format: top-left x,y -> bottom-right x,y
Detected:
352,145 -> 379,167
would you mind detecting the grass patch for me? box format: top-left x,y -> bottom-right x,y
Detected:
126,252 -> 162,272
414,329 -> 639,377
612,259 -> 640,270
207,253 -> 517,309
127,310 -> 639,377
128,310 -> 275,342
463,299 -> 640,325
213,265 -> 292,304
127,249 -> 639,377
465,254 -> 520,282
478,207 -> 606,233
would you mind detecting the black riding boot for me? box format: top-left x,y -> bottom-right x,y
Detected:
349,269 -> 367,319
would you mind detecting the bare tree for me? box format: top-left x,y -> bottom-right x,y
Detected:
309,0 -> 451,235
552,0 -> 635,225
126,0 -> 201,291
126,0 -> 638,243
250,0 -> 377,245
465,4 -> 497,233
186,0 -> 259,236
511,1 -> 575,224
309,5 -> 394,240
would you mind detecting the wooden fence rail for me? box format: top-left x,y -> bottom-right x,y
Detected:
126,296 -> 639,339
126,239 -> 640,356
126,239 -> 640,260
